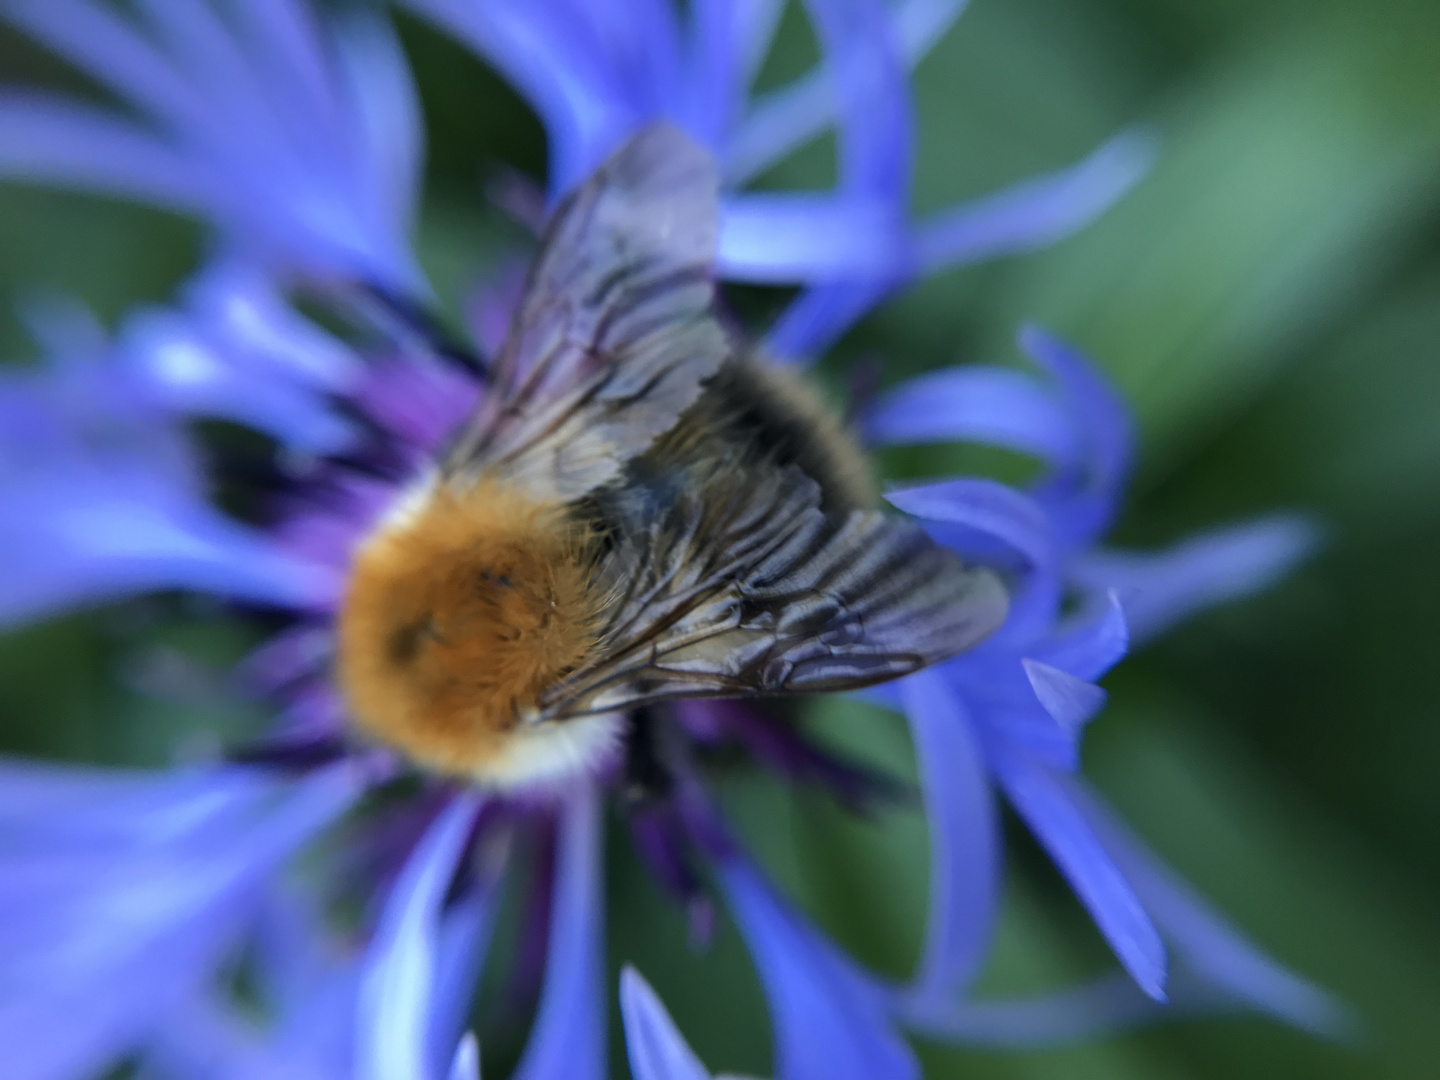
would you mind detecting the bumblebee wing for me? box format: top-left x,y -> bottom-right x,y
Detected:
539,465 -> 1008,718
444,124 -> 728,501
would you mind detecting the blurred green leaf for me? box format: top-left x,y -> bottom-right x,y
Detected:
981,0 -> 1440,472
1090,688 -> 1440,1079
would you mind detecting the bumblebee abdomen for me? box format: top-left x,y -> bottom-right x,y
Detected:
644,355 -> 876,515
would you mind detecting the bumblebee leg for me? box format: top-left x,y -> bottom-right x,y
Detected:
622,705 -> 676,807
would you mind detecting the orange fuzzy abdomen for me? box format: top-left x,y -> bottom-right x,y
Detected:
336,478 -> 599,777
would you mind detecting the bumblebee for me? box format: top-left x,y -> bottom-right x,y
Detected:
337,125 -> 1007,787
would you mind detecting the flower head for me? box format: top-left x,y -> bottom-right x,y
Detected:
0,3 -> 1340,1079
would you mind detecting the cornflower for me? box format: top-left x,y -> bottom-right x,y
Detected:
0,2 -> 1339,1079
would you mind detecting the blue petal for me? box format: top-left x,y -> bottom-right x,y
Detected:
1026,592 -> 1129,682
429,892 -> 501,1077
800,0 -> 911,200
747,0 -> 913,353
734,0 -> 788,83
121,317 -> 351,455
0,756 -> 197,822
915,132 -> 1154,272
988,567 -> 1066,648
0,761 -> 362,1080
764,278 -> 889,363
680,0 -> 747,149
1021,659 -> 1106,736
141,994 -> 288,1080
974,648 -> 1112,771
569,0 -> 684,121
249,887 -> 357,1036
885,478 -> 1054,570
1070,515 -> 1321,644
265,973 -> 362,1080
1066,778 -> 1351,1036
148,882 -> 455,1080
119,262 -> 362,453
889,0 -> 972,61
620,968 -> 711,1080
0,92 -> 211,209
357,795 -> 485,1080
902,963 -> 1334,1046
513,787 -> 606,1080
897,970 -> 1162,1045
992,751 -> 1168,1001
144,886 -> 392,1079
182,264 -> 361,395
230,0 -> 347,139
399,0 -> 636,194
449,1034 -> 481,1080
683,0 -> 788,150
145,929 -> 361,1080
861,364 -> 1081,469
1020,327 -> 1132,485
0,477 -> 335,621
768,133 -> 1153,359
727,0 -> 955,184
1,0 -> 203,130
1018,326 -> 1135,548
719,193 -> 905,282
0,359 -> 340,623
135,0 -> 291,158
16,293 -> 110,363
973,703 -> 1078,773
899,670 -> 1000,1003
717,855 -> 918,1080
1,0 -> 426,289
332,11 -> 426,238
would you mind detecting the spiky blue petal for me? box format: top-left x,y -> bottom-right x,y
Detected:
357,795 -> 487,1080
0,761 -> 362,1080
717,854 -> 919,1080
0,354 -> 338,625
0,0 -> 425,290
512,788 -> 606,1080
620,968 -> 712,1080
900,669 -> 1000,1001
1072,516 -> 1322,643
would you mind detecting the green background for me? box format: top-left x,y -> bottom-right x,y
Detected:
0,0 -> 1436,1077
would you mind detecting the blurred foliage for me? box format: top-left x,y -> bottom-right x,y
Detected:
0,0 -> 1436,1078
